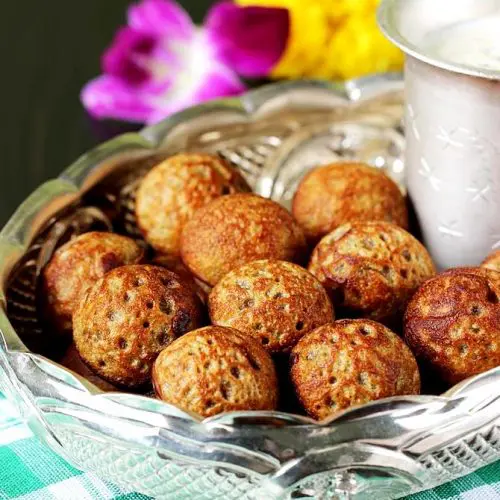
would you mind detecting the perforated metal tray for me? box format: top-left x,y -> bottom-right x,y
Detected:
1,77 -> 500,500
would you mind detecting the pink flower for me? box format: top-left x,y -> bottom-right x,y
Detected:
81,0 -> 289,124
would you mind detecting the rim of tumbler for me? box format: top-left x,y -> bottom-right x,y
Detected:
377,0 -> 500,81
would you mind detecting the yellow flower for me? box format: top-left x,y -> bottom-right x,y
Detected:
236,0 -> 403,80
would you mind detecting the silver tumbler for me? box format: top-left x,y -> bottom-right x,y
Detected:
379,0 -> 500,269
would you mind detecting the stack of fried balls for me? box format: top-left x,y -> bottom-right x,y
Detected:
40,154 -> 500,420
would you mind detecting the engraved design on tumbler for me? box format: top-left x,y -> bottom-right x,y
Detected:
466,183 -> 491,203
438,219 -> 464,239
419,157 -> 442,191
465,136 -> 497,204
407,104 -> 420,141
436,126 -> 466,150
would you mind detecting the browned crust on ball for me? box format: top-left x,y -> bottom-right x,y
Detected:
136,153 -> 250,256
209,260 -> 334,352
181,194 -> 307,286
290,320 -> 420,420
73,264 -> 204,388
152,253 -> 211,304
482,250 -> 500,273
60,343 -> 118,392
41,232 -> 144,338
152,326 -> 278,417
292,162 -> 408,244
404,267 -> 500,385
308,222 -> 435,324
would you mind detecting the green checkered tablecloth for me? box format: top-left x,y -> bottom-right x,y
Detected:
1,394 -> 499,500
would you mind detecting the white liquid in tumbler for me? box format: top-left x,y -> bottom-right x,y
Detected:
424,14 -> 500,71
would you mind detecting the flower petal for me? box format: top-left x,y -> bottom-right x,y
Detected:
148,62 -> 246,124
206,1 -> 289,78
82,59 -> 245,125
81,75 -> 155,123
128,0 -> 194,39
102,27 -> 157,85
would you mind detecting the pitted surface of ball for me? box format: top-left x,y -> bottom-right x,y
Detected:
73,265 -> 204,388
41,231 -> 144,338
291,319 -> 420,420
308,221 -> 435,323
404,267 -> 500,384
181,194 -> 307,286
292,162 -> 408,243
153,326 -> 278,417
136,153 -> 250,256
209,260 -> 333,352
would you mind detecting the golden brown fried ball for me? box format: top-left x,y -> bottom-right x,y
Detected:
136,153 -> 250,257
404,267 -> 500,385
181,194 -> 307,286
291,320 -> 420,420
482,250 -> 500,273
209,260 -> 333,352
73,265 -> 204,388
152,326 -> 278,417
292,162 -> 408,243
41,232 -> 144,338
308,221 -> 435,324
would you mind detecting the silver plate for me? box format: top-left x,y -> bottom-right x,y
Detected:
1,76 -> 500,500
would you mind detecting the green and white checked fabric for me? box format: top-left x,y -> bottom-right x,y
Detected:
1,393 -> 499,500
0,393 -> 149,500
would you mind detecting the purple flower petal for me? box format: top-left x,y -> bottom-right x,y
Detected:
128,0 -> 194,39
149,60 -> 247,122
102,27 -> 157,85
206,1 -> 289,78
192,66 -> 246,102
82,46 -> 246,125
81,2 -> 251,125
81,75 -> 155,123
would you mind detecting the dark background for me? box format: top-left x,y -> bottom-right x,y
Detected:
1,0 -> 212,226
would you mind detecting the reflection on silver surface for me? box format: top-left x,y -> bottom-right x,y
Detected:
1,76 -> 500,499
